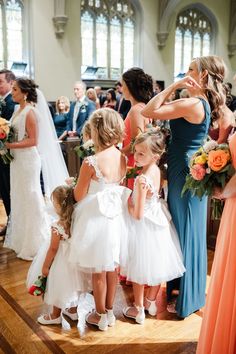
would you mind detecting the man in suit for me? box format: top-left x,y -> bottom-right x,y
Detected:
67,81 -> 96,137
115,81 -> 131,119
0,69 -> 16,236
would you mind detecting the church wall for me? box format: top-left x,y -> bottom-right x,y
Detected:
29,0 -> 236,100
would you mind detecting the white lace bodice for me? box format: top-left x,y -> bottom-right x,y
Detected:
133,174 -> 172,226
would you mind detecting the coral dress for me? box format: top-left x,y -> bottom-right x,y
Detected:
123,103 -> 146,190
197,133 -> 236,354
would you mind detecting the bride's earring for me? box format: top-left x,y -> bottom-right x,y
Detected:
24,95 -> 27,102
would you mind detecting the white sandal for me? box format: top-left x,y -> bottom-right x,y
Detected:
85,310 -> 108,331
123,305 -> 145,324
106,308 -> 116,327
145,298 -> 157,316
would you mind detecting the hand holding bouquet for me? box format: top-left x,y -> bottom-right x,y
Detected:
28,275 -> 47,296
182,139 -> 235,219
0,118 -> 14,164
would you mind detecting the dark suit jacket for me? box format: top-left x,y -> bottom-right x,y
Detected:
1,93 -> 16,120
115,96 -> 131,119
67,97 -> 96,135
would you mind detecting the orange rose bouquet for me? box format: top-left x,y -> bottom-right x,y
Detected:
0,117 -> 14,164
182,139 -> 235,219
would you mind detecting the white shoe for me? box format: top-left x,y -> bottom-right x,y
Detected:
123,305 -> 145,324
145,298 -> 157,316
85,310 -> 108,331
62,308 -> 78,321
106,308 -> 116,326
37,314 -> 61,325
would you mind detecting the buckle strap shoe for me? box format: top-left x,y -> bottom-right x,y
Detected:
123,305 -> 145,324
62,308 -> 78,321
85,310 -> 108,331
145,298 -> 157,316
37,314 -> 61,325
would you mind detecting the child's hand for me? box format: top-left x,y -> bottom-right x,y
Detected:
42,266 -> 49,277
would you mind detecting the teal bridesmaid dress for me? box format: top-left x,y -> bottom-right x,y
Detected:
167,98 -> 211,318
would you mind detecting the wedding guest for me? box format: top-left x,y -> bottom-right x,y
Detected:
94,86 -> 106,107
103,89 -> 117,109
53,96 -> 70,139
115,81 -> 131,119
86,88 -> 100,109
121,67 -> 153,189
197,132 -> 236,354
67,81 -> 96,137
0,69 -> 16,237
208,83 -> 234,143
142,55 -> 226,318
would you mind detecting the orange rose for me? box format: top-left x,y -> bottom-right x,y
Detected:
208,149 -> 229,171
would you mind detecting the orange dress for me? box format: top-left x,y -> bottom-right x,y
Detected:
197,133 -> 236,354
123,103 -> 146,190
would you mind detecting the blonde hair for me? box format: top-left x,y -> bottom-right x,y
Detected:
89,108 -> 125,149
86,88 -> 98,102
55,96 -> 70,113
51,185 -> 74,235
193,56 -> 226,125
82,120 -> 92,140
133,129 -> 166,159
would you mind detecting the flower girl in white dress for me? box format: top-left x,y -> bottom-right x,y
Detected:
69,108 -> 131,331
123,130 -> 185,324
27,185 -> 88,325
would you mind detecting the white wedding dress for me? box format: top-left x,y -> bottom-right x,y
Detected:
4,105 -> 50,260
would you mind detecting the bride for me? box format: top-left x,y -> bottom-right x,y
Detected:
4,77 -> 69,260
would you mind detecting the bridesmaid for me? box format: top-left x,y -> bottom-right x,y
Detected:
197,132 -> 236,354
121,67 -> 153,189
142,56 -> 226,318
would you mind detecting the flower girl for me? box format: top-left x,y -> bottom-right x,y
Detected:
27,185 -> 88,325
123,130 -> 185,324
69,108 -> 131,331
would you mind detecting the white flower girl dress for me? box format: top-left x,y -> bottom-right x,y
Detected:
124,174 -> 186,285
69,155 -> 131,273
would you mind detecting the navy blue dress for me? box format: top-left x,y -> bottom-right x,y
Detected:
167,98 -> 210,318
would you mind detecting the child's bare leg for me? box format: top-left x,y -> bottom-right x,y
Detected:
144,285 -> 160,315
93,272 -> 107,313
65,306 -> 77,314
44,306 -> 61,320
146,285 -> 160,301
126,282 -> 144,317
105,269 -> 118,309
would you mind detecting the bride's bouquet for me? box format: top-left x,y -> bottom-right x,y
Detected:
0,118 -> 14,164
182,139 -> 235,219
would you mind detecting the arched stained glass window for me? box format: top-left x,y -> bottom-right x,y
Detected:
81,0 -> 135,79
174,8 -> 212,78
0,0 -> 24,70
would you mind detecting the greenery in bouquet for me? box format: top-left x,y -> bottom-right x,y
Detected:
28,275 -> 47,296
0,117 -> 14,164
182,139 -> 235,219
74,139 -> 95,159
